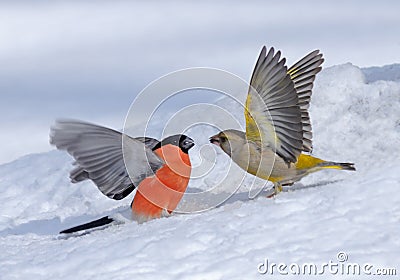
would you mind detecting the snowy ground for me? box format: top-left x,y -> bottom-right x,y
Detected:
1,64 -> 400,279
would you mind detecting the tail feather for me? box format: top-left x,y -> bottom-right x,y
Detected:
60,216 -> 114,234
319,161 -> 356,171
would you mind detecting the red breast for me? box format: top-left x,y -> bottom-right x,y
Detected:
131,144 -> 191,222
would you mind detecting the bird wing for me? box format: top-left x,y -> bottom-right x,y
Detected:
245,46 -> 303,164
68,136 -> 160,187
134,137 -> 161,150
50,120 -> 164,200
288,50 -> 324,152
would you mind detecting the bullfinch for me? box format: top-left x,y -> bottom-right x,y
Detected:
50,120 -> 194,233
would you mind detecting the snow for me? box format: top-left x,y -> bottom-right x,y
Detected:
1,64 -> 400,279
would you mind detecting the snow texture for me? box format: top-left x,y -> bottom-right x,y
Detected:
1,64 -> 400,279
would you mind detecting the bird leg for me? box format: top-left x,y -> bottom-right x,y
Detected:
267,182 -> 283,198
274,182 -> 283,194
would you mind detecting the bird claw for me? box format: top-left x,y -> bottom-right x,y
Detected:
266,184 -> 282,198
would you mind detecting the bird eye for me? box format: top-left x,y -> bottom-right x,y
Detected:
220,137 -> 226,143
183,139 -> 194,147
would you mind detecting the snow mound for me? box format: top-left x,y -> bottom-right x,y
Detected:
362,63 -> 400,83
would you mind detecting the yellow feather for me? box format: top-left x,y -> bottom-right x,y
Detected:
319,165 -> 343,170
266,176 -> 283,183
287,67 -> 300,79
244,91 -> 278,146
244,94 -> 260,140
295,154 -> 325,170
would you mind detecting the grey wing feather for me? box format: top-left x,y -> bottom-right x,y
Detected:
49,120 -> 164,200
134,137 -> 160,150
288,50 -> 324,153
247,46 -> 303,164
68,137 -> 160,186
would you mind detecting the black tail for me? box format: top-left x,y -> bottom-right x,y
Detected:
337,162 -> 356,171
60,216 -> 114,234
319,161 -> 356,171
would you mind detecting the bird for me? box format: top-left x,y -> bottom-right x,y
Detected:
50,120 -> 195,233
210,46 -> 355,195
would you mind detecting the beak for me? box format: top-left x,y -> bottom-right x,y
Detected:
209,134 -> 220,146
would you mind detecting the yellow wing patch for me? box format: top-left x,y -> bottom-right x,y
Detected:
245,90 -> 278,145
244,93 -> 261,141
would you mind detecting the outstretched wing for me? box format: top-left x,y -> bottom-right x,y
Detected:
288,50 -> 324,152
50,120 -> 164,200
245,46 -> 303,164
68,136 -> 160,191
